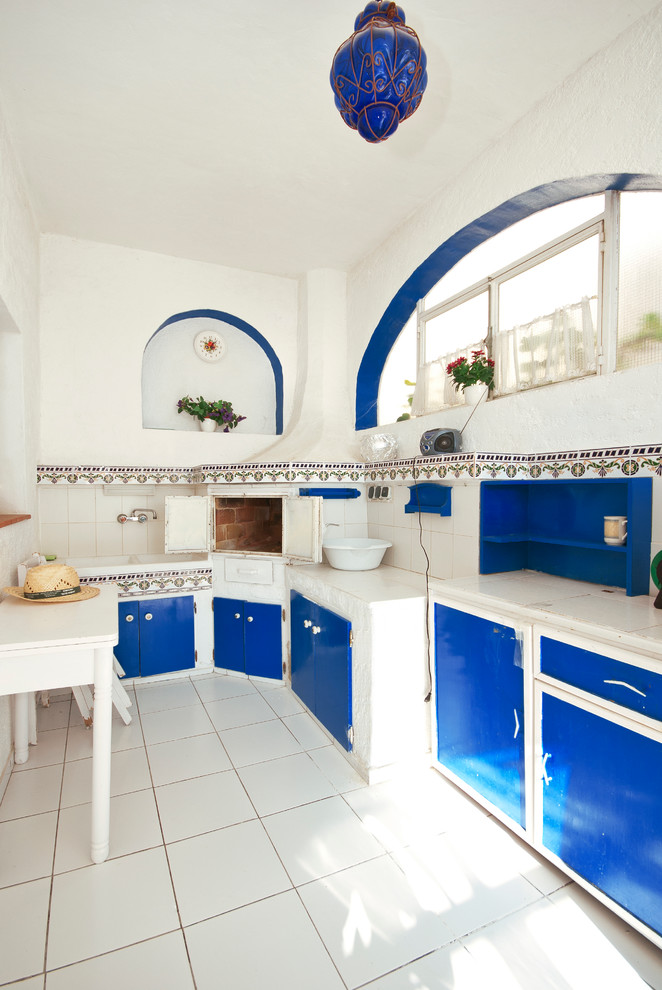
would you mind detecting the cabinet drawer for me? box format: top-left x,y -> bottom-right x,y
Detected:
540,635 -> 662,722
224,557 -> 273,585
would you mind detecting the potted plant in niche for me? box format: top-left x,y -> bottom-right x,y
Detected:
446,350 -> 495,406
177,395 -> 246,433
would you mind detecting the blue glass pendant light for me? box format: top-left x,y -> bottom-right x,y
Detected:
330,1 -> 428,143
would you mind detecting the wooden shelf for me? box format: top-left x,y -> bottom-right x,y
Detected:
0,513 -> 31,530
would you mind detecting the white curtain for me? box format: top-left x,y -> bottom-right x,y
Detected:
495,296 -> 597,394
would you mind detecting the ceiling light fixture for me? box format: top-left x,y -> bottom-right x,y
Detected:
330,1 -> 428,144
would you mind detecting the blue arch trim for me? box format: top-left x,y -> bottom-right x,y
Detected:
355,173 -> 662,430
150,308 -> 284,435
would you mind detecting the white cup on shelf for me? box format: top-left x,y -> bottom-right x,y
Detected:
604,515 -> 627,545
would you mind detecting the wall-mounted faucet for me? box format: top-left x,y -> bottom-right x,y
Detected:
117,508 -> 158,524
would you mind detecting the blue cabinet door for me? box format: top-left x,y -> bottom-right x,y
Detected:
115,601 -> 140,678
314,603 -> 352,751
214,597 -> 283,678
290,592 -> 316,712
244,601 -> 282,679
434,603 -> 525,827
139,596 -> 195,677
214,597 -> 248,673
542,692 -> 662,938
290,593 -> 353,751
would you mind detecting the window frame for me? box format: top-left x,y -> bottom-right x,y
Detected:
416,202 -> 610,403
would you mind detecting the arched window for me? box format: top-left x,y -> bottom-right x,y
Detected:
356,175 -> 662,429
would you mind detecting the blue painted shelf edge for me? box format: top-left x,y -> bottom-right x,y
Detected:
405,483 -> 452,516
298,487 -> 361,499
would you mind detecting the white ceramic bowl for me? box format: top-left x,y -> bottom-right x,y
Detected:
322,538 -> 392,571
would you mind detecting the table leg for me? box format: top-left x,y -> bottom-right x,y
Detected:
90,645 -> 113,863
13,692 -> 30,764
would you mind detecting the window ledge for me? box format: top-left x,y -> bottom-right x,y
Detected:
0,513 -> 31,530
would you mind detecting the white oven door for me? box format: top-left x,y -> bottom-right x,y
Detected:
164,496 -> 212,552
283,495 -> 322,562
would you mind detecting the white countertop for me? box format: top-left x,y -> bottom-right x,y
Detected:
0,585 -> 118,652
429,571 -> 662,659
290,564 -> 426,604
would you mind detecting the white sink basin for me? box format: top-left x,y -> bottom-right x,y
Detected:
322,538 -> 392,571
65,553 -> 209,576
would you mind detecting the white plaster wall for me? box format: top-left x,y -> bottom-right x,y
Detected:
142,316 -> 276,434
348,4 -> 662,458
256,269 -> 361,462
39,235 -> 299,465
0,98 -> 40,784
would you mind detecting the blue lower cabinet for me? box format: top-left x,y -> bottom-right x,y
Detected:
290,592 -> 352,751
115,596 -> 195,678
434,602 -> 525,828
214,597 -> 282,679
541,692 -> 662,938
290,592 -> 315,711
116,601 -> 140,678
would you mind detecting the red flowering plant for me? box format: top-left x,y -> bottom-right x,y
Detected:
446,350 -> 495,392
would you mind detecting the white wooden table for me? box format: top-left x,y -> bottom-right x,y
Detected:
0,585 -> 118,863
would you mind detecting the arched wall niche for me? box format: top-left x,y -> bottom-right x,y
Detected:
355,173 -> 662,430
142,308 -> 284,434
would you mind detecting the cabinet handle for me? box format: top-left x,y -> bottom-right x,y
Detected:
304,620 -> 312,628
312,625 -> 321,635
234,613 -> 241,619
144,613 -> 153,621
246,616 -> 253,622
125,614 -> 134,623
603,679 -> 647,697
513,709 -> 520,740
542,752 -> 553,786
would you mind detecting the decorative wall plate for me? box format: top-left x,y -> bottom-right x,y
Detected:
194,330 -> 226,362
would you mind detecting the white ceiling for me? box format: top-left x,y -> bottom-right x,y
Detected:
0,0 -> 658,278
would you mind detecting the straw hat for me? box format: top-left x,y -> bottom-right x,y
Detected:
3,563 -> 99,603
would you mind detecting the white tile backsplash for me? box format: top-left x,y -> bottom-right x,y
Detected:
96,522 -> 123,557
452,535 -> 480,579
39,487 -> 69,524
651,476 -> 662,543
68,523 -> 97,557
40,522 -> 69,558
121,521 -> 149,555
429,532 -> 454,580
67,489 -> 96,523
37,484 -> 191,559
452,485 -> 481,537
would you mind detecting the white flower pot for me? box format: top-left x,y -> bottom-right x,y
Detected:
463,383 -> 488,406
199,418 -> 217,432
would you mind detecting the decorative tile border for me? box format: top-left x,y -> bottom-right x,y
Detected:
37,446 -> 662,486
196,462 -> 365,484
37,465 -> 196,485
79,567 -> 213,598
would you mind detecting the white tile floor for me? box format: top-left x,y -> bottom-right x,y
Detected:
1,672 -> 662,989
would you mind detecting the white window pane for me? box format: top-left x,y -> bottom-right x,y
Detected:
377,313 -> 417,425
496,236 -> 599,392
422,293 -> 489,408
424,292 -> 488,363
617,191 -> 662,371
425,195 -> 604,309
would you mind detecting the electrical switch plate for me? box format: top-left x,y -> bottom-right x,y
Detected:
367,485 -> 392,501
